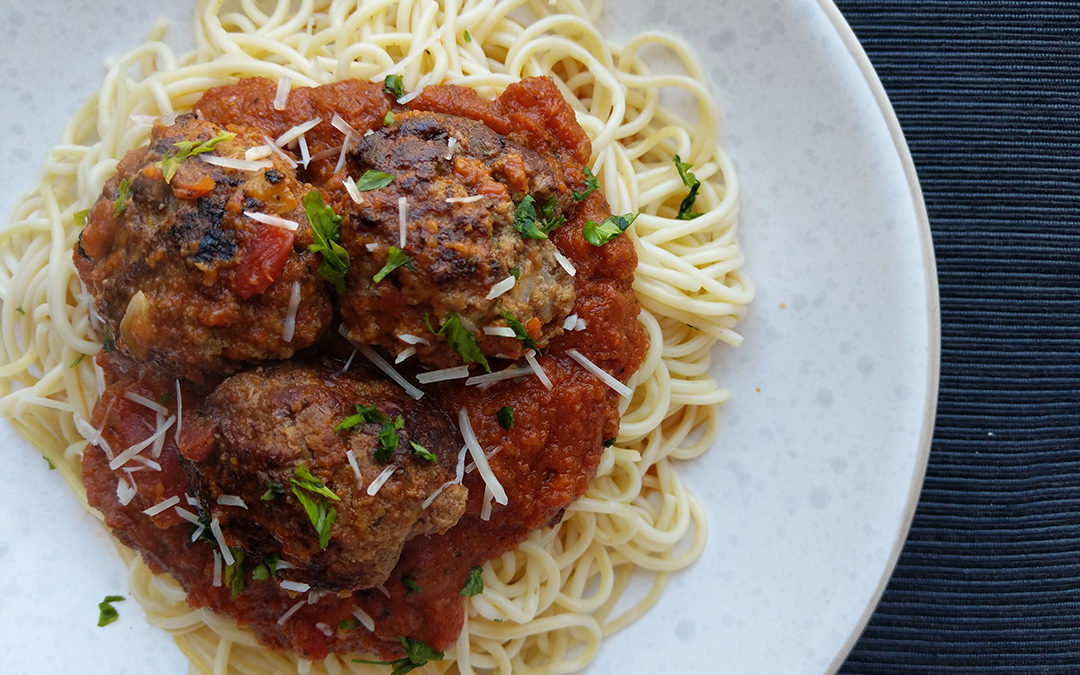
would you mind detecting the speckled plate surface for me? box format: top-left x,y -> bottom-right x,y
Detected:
0,1 -> 936,673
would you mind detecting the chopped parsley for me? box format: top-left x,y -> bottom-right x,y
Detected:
383,74 -> 406,99
70,354 -> 84,368
373,246 -> 416,283
114,178 -> 131,217
383,110 -> 395,126
402,576 -> 422,595
582,213 -> 637,247
374,416 -> 406,463
508,267 -> 521,279
603,437 -> 617,447
572,166 -> 599,201
102,326 -> 116,353
496,406 -> 514,429
43,455 -> 56,470
496,310 -> 538,351
355,169 -> 396,191
224,547 -> 246,598
460,566 -> 483,596
304,191 -> 350,293
354,636 -> 444,674
76,230 -> 89,259
290,466 -> 341,549
408,440 -> 437,463
73,208 -> 89,225
512,195 -> 564,240
339,617 -> 361,631
261,481 -> 285,501
336,404 -> 389,432
251,554 -> 280,580
97,595 -> 125,627
158,130 -> 235,183
14,306 -> 24,315
427,313 -> 491,372
674,154 -> 702,220
463,30 -> 472,43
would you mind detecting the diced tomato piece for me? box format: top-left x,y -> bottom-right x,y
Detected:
226,223 -> 295,299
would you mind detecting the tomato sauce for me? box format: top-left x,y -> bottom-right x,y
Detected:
82,76 -> 647,662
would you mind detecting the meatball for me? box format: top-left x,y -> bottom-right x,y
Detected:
328,111 -> 577,370
180,361 -> 467,591
73,113 -> 333,382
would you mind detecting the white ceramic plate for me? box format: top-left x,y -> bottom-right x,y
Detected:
0,1 -> 937,673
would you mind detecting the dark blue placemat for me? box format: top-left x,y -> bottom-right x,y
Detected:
833,1 -> 1080,672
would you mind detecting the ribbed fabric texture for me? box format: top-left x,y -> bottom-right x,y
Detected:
834,1 -> 1080,672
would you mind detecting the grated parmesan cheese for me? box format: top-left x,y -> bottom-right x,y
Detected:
398,196 -> 408,247
245,145 -> 273,161
273,76 -> 291,110
174,380 -> 183,446
109,415 -> 176,470
346,449 -> 364,487
524,350 -> 553,390
352,607 -> 375,631
480,484 -> 494,521
445,194 -> 484,204
397,333 -> 430,346
566,348 -> 633,398
344,175 -> 364,204
575,317 -> 587,331
281,580 -> 311,593
331,114 -> 359,137
337,349 -> 357,375
123,391 -> 168,415
116,478 -> 137,506
217,495 -> 248,510
458,409 -> 508,505
345,327 -> 424,399
298,134 -> 311,169
244,211 -> 299,231
200,155 -> 273,172
282,281 -> 301,343
395,346 -> 416,364
485,275 -> 516,300
143,495 -> 180,517
316,622 -> 334,638
445,136 -> 457,160
416,365 -> 471,384
365,242 -> 378,252
483,326 -> 517,338
465,365 -> 532,389
276,118 -> 322,147
366,464 -> 397,496
213,551 -> 223,587
263,135 -> 299,168
173,506 -> 201,525
552,249 -> 577,277
277,600 -> 306,625
130,455 -> 162,471
562,314 -> 579,331
210,517 -> 235,566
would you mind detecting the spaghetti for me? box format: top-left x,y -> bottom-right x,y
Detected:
0,0 -> 752,672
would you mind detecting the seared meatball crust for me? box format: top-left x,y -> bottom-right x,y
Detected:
329,111 -> 578,369
180,361 -> 467,591
74,114 -> 333,382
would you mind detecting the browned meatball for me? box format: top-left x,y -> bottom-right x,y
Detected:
328,111 -> 577,370
74,114 -> 333,382
180,361 -> 467,592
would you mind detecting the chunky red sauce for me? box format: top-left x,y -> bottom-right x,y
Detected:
82,76 -> 647,662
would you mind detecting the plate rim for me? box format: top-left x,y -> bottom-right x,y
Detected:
812,1 -> 941,671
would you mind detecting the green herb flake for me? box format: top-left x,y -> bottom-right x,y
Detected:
429,313 -> 491,372
582,213 -> 637,247
114,178 -> 132,217
508,267 -> 521,279
496,406 -> 514,429
497,310 -> 538,351
383,74 -> 406,99
674,154 -> 703,220
602,437 -> 617,447
102,326 -> 116,353
261,481 -> 285,501
74,208 -> 90,225
373,246 -> 416,283
159,391 -> 173,406
224,547 -> 246,598
76,230 -> 89,259
97,595 -> 125,627
512,195 -> 548,240
408,440 -> 437,463
304,191 -> 350,293
572,166 -> 599,201
354,636 -> 444,674
339,617 -> 361,631
383,110 -> 395,126
290,466 -> 341,549
251,553 -> 280,580
402,576 -> 422,595
374,416 -> 406,464
43,455 -> 56,470
336,403 -> 389,432
14,306 -> 25,315
463,30 -> 472,43
158,130 -> 235,183
460,566 -> 483,596
355,170 -> 396,191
